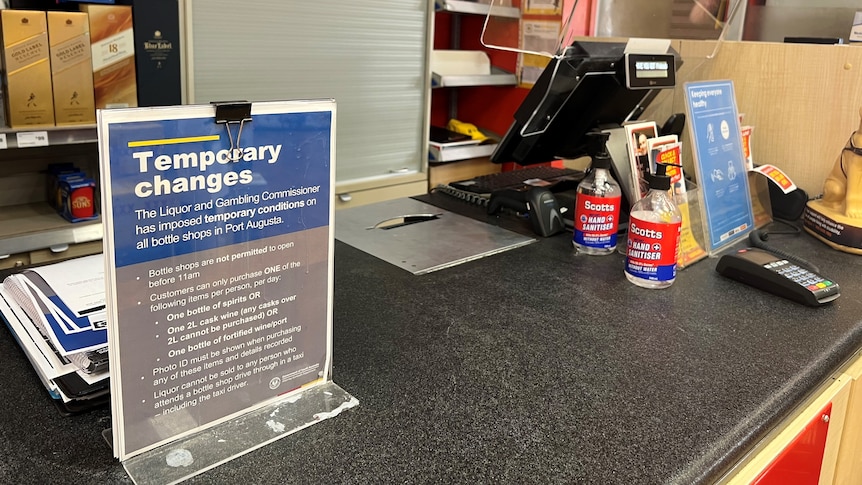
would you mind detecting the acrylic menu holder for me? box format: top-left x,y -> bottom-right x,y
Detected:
684,80 -> 758,255
749,171 -> 774,230
674,182 -> 709,269
114,382 -> 357,485
480,0 -> 748,65
609,177 -> 709,269
97,100 -> 356,484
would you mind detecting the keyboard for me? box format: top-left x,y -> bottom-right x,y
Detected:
449,166 -> 585,194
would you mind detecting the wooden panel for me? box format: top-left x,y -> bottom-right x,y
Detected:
833,352 -> 862,485
0,252 -> 29,270
648,40 -> 862,198
0,241 -> 102,270
428,157 -> 502,187
336,171 -> 427,195
334,180 -> 428,210
29,240 -> 103,265
707,41 -> 862,198
718,374 -> 851,484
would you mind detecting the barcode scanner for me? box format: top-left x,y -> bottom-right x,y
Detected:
488,187 -> 564,237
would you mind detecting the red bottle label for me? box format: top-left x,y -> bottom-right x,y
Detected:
573,194 -> 621,248
625,216 -> 681,281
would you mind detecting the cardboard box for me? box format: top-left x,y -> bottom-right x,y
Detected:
0,10 -> 55,128
80,4 -> 138,109
58,175 -> 98,223
48,12 -> 96,125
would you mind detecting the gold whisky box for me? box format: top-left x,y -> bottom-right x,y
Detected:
80,4 -> 138,109
48,12 -> 96,125
0,10 -> 55,128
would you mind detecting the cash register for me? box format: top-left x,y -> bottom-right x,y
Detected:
446,40 -> 680,236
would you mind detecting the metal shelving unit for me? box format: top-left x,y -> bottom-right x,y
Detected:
431,1 -> 519,163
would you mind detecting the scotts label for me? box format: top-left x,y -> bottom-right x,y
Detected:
625,216 -> 682,281
573,194 -> 621,249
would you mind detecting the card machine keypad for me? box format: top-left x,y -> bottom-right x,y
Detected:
766,259 -> 836,293
715,247 -> 840,306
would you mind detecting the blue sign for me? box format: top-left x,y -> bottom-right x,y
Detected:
99,101 -> 337,460
104,109 -> 332,267
685,80 -> 754,253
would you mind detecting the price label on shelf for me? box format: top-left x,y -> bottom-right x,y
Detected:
17,131 -> 49,148
0,134 -> 7,149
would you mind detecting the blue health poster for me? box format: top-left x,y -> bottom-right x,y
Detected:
685,80 -> 754,253
98,101 -> 336,460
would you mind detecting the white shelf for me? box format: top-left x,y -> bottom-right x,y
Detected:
430,2 -> 518,165
432,66 -> 517,88
0,202 -> 102,257
435,0 -> 520,19
0,125 -> 97,150
429,141 -> 497,163
0,125 -> 101,257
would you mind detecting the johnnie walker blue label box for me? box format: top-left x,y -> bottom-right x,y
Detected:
132,0 -> 181,106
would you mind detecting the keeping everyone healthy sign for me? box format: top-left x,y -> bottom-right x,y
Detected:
685,80 -> 754,254
98,101 -> 336,460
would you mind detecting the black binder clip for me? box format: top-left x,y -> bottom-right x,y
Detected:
213,101 -> 252,160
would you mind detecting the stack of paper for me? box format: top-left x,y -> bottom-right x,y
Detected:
0,254 -> 109,409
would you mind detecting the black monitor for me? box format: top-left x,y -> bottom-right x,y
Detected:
491,40 -> 678,166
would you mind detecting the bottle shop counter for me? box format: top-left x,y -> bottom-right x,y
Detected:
1,198 -> 861,484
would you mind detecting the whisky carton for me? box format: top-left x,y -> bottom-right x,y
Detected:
0,10 -> 54,127
80,4 -> 138,109
48,12 -> 96,125
133,0 -> 182,106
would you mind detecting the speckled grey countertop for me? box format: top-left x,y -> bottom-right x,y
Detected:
1,197 -> 861,484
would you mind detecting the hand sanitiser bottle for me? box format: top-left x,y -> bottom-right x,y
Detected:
573,131 -> 622,255
625,162 -> 682,289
